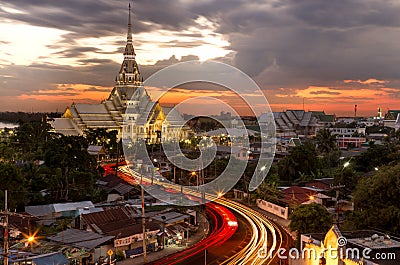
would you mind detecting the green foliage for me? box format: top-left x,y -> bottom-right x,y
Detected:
115,250 -> 126,261
289,203 -> 333,235
278,141 -> 318,182
84,128 -> 118,156
315,129 -> 337,154
0,163 -> 29,210
354,142 -> 398,172
0,121 -> 106,207
349,163 -> 400,233
256,177 -> 283,205
334,167 -> 359,197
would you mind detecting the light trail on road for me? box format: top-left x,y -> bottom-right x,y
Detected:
116,164 -> 285,264
216,198 -> 283,265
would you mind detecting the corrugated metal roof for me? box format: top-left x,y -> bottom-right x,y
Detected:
53,201 -> 94,213
48,229 -> 114,250
152,211 -> 189,224
25,201 -> 95,216
25,204 -> 55,216
111,183 -> 135,195
35,253 -> 70,265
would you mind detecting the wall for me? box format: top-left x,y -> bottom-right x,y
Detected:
257,199 -> 289,220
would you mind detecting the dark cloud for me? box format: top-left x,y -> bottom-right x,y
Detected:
51,47 -> 100,58
309,90 -> 340,95
1,0 -> 400,113
83,86 -> 110,92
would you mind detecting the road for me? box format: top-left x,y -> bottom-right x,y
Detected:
147,202 -> 239,265
116,164 -> 293,264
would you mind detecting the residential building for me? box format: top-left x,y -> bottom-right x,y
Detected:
48,229 -> 114,264
280,186 -> 332,208
77,206 -> 160,252
25,201 -> 101,225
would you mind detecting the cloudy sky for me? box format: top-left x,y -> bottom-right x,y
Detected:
1,0 -> 400,116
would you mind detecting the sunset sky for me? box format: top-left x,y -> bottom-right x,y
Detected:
1,0 -> 400,116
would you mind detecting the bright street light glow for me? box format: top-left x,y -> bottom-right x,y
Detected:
227,220 -> 238,227
343,161 -> 350,168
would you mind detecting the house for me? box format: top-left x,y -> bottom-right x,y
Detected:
303,178 -> 334,191
87,145 -> 107,161
150,210 -> 194,246
0,212 -> 38,239
48,229 -> 114,264
280,186 -> 331,208
25,201 -> 99,225
77,206 -> 160,252
336,136 -> 367,149
216,145 -> 251,161
11,252 -> 71,265
96,174 -> 140,202
288,137 -> 302,148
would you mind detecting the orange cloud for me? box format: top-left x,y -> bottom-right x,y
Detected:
18,84 -> 111,103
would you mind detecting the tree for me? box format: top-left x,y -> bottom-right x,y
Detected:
334,167 -> 359,197
278,141 -> 319,182
256,175 -> 283,205
354,142 -> 398,172
315,129 -> 337,154
0,163 -> 28,210
289,203 -> 333,235
349,163 -> 400,233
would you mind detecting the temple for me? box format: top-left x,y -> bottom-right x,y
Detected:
51,4 -> 189,143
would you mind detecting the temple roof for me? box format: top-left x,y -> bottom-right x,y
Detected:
116,4 -> 142,86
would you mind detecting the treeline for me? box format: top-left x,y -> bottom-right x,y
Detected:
0,111 -> 62,124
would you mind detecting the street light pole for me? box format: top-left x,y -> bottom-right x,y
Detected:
4,190 -> 9,265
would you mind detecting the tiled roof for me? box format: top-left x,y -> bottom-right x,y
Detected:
281,186 -> 318,206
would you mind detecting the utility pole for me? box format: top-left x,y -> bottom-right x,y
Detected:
332,185 -> 345,224
141,176 -> 147,263
4,190 -> 9,265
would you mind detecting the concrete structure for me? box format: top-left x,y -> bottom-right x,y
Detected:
256,199 -> 289,220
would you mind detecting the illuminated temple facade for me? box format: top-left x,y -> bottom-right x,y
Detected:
51,5 -> 189,143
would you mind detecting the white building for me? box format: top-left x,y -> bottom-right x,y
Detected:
51,5 -> 190,143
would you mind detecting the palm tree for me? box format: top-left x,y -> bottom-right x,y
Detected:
315,129 -> 337,154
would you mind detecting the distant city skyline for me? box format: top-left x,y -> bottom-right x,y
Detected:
1,1 -> 399,116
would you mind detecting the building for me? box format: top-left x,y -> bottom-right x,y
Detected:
280,186 -> 331,208
77,206 -> 160,252
25,201 -> 100,225
299,225 -> 400,265
260,110 -> 335,139
384,110 -> 400,131
48,229 -> 114,264
51,5 -> 189,143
